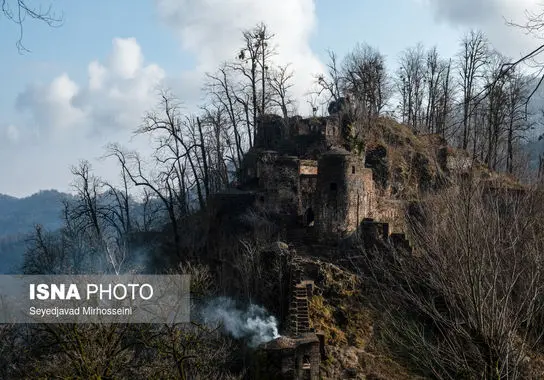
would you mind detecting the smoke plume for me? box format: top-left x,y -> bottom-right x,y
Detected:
200,297 -> 280,347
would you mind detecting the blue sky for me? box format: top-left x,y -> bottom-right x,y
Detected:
0,0 -> 540,197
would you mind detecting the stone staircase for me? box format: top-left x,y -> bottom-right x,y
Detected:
289,283 -> 311,336
288,261 -> 315,337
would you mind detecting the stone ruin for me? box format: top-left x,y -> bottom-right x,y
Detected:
257,264 -> 324,380
235,113 -> 405,239
216,114 -> 473,377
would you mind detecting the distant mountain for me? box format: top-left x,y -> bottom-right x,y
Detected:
0,190 -> 72,273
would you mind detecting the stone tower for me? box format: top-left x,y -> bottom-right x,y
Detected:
316,148 -> 374,236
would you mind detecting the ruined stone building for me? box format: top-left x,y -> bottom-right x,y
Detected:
238,113 -> 400,238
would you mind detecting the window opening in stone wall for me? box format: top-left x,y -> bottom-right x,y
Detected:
352,165 -> 355,174
330,183 -> 337,191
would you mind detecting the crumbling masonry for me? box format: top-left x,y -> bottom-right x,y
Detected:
238,113 -> 403,238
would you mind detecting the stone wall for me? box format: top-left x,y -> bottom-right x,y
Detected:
257,152 -> 300,216
294,338 -> 321,380
299,160 -> 318,223
438,146 -> 472,172
316,149 -> 375,236
255,114 -> 285,149
253,115 -> 343,159
374,198 -> 405,234
324,117 -> 344,147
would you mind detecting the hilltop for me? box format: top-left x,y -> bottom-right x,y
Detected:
195,110 -> 537,379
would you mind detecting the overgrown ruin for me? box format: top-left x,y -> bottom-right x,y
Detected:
210,109 -> 522,379
235,112 -> 418,239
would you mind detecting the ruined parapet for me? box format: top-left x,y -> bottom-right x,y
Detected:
316,148 -> 375,236
374,198 -> 406,234
255,114 -> 285,149
253,114 -> 347,158
290,116 -> 326,137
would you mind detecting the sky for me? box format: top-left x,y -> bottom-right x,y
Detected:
0,0 -> 542,197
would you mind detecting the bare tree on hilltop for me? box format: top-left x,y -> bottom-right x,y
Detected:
342,43 -> 391,119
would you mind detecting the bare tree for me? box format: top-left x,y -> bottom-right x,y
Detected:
424,47 -> 445,133
505,71 -> 533,174
458,30 -> 489,150
234,22 -> 276,146
206,64 -> 245,168
315,49 -> 343,108
106,144 -> 185,258
234,239 -> 264,302
0,322 -> 240,379
505,7 -> 544,101
1,0 -> 62,51
397,44 -> 426,131
341,43 -> 391,119
23,224 -> 69,274
481,52 -> 510,167
255,23 -> 275,120
200,103 -> 232,191
436,58 -> 455,138
135,93 -> 209,209
267,64 -> 295,122
358,179 -> 544,379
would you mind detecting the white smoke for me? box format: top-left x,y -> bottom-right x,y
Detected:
200,297 -> 280,347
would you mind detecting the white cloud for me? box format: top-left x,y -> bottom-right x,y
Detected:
422,0 -> 543,59
15,37 -> 165,137
108,38 -> 144,79
155,0 -> 324,110
6,124 -> 20,142
16,73 -> 86,132
1,124 -> 20,143
1,38 -> 166,197
11,2 -> 324,141
88,61 -> 107,91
